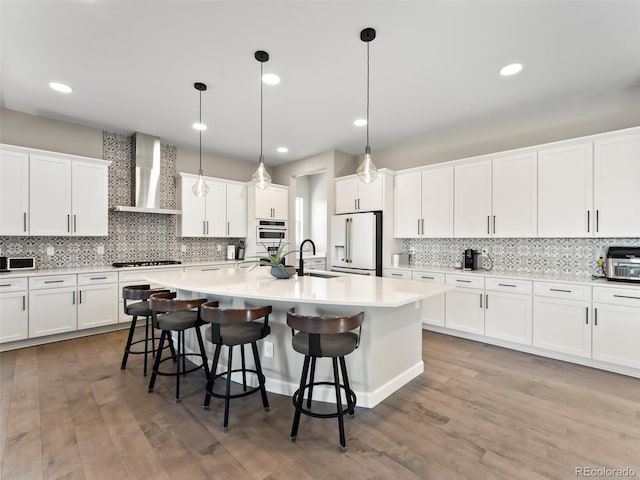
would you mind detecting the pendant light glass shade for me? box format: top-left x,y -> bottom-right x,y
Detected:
252,50 -> 272,189
192,82 -> 209,197
357,28 -> 378,184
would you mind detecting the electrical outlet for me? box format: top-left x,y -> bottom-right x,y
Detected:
181,244 -> 187,253
216,244 -> 222,253
263,341 -> 274,358
96,245 -> 105,255
597,249 -> 606,260
46,246 -> 55,256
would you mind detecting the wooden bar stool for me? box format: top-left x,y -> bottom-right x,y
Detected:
200,302 -> 272,432
147,292 -> 212,402
120,284 -> 171,376
287,307 -> 363,452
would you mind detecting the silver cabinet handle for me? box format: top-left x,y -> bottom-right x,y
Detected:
203,220 -> 206,235
206,221 -> 209,235
498,283 -> 517,287
79,290 -> 83,304
391,273 -> 403,277
421,276 -> 434,280
613,294 -> 640,300
418,219 -> 421,235
457,279 -> 471,283
480,293 -> 483,308
421,218 -> 425,235
90,276 -> 107,280
0,284 -> 11,287
596,210 -> 599,232
585,306 -> 588,325
486,294 -> 489,309
493,215 -> 496,235
72,291 -> 76,305
67,214 -> 70,232
487,216 -> 490,234
45,280 -> 64,284
22,295 -> 26,311
23,212 -> 27,232
587,210 -> 590,233
550,288 -> 571,293
201,267 -> 221,272
74,214 -> 77,233
358,198 -> 361,210
227,222 -> 230,236
594,307 -> 598,326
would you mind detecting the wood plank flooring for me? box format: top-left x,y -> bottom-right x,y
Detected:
1,329 -> 639,479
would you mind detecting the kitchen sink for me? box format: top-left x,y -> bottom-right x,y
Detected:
304,272 -> 339,279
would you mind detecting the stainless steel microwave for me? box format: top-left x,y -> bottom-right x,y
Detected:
0,257 -> 36,271
605,247 -> 640,283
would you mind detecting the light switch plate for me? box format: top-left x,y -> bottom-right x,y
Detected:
216,244 -> 222,252
96,245 -> 105,255
263,341 -> 274,358
181,244 -> 187,253
46,246 -> 55,256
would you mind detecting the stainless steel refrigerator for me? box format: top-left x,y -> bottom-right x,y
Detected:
330,211 -> 382,276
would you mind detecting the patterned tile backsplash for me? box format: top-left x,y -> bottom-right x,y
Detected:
0,132 -> 240,269
402,237 -> 640,278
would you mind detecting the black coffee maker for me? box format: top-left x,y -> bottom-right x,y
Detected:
236,240 -> 245,260
464,249 -> 481,270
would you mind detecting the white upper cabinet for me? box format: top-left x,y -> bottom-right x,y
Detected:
593,131 -> 640,237
0,145 -> 109,237
454,160 -> 492,238
491,152 -> 537,238
71,161 -> 109,236
177,173 -> 247,237
335,174 -> 383,214
0,148 -> 29,235
538,142 -> 593,237
394,167 -> 453,238
254,184 -> 289,220
29,154 -> 73,236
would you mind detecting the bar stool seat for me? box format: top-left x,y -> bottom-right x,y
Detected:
147,292 -> 212,402
200,302 -> 272,432
287,307 -> 363,453
120,285 -> 171,376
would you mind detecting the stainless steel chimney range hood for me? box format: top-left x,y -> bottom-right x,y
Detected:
112,132 -> 181,214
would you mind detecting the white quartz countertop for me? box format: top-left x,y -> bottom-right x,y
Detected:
143,267 -> 448,308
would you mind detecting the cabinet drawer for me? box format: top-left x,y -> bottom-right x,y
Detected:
384,269 -> 411,280
593,286 -> 640,306
0,277 -> 28,292
533,281 -> 591,301
446,274 -> 484,290
485,277 -> 532,294
29,274 -> 76,290
78,272 -> 118,285
412,271 -> 445,283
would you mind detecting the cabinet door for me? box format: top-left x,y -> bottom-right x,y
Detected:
454,160 -> 492,238
29,154 -> 72,236
255,186 -> 289,219
484,291 -> 532,345
226,183 -> 247,237
72,161 -> 109,236
422,167 -> 454,238
593,133 -> 640,237
205,180 -> 227,237
394,172 -> 422,238
77,284 -> 118,330
492,153 -> 537,237
0,149 -> 29,235
0,291 -> 28,343
357,176 -> 383,212
592,304 -> 640,369
538,143 -> 593,237
533,297 -> 591,358
29,287 -> 77,338
445,289 -> 484,334
335,178 -> 358,214
178,177 -> 206,237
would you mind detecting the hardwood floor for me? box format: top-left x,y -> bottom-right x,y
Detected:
1,329 -> 639,479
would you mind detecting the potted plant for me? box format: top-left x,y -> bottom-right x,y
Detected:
238,241 -> 299,279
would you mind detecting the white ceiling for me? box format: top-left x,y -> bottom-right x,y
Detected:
2,1 -> 640,166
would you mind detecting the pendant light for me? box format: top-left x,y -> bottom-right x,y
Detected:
356,27 -> 378,184
192,82 -> 209,197
251,50 -> 272,189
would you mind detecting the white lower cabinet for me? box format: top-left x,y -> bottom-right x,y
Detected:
484,278 -> 533,345
77,273 -> 118,330
29,285 -> 77,338
533,282 -> 592,358
592,286 -> 640,369
0,278 -> 29,343
445,274 -> 485,335
412,271 -> 445,327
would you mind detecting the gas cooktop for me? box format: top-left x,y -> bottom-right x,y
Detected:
112,260 -> 182,268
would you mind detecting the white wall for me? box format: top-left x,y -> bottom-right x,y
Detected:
308,173 -> 327,254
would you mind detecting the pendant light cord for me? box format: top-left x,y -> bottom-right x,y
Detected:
199,89 -> 203,171
260,61 -> 264,160
366,40 -> 370,148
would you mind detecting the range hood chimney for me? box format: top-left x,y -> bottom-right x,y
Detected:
112,133 -> 181,214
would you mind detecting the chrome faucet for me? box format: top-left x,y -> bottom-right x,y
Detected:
297,239 -> 316,276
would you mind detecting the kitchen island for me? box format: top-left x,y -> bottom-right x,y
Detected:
143,267 -> 448,408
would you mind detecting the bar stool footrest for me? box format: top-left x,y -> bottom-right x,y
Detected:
292,381 -> 356,419
153,354 -> 206,377
205,368 -> 265,400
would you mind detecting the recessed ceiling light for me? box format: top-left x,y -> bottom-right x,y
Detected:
500,63 -> 523,76
277,146 -> 288,153
353,118 -> 367,127
193,123 -> 207,131
262,73 -> 280,85
49,82 -> 73,93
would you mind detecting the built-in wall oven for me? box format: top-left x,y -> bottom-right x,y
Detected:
256,220 -> 287,246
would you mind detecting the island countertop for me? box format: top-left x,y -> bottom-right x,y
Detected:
143,266 -> 447,308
